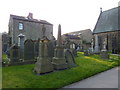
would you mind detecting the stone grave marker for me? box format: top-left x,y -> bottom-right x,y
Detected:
70,43 -> 77,56
84,49 -> 89,56
24,39 -> 34,60
34,25 -> 53,74
10,44 -> 20,63
34,39 -> 39,58
52,24 -> 68,70
65,49 -> 76,68
100,38 -> 109,59
34,37 -> 54,74
47,40 -> 56,61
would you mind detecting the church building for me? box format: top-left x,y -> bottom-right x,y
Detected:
93,7 -> 120,54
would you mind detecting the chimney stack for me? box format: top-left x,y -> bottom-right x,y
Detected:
27,12 -> 33,19
100,7 -> 102,13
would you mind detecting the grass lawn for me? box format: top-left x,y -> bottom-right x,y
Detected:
0,67 -> 2,89
2,52 -> 119,88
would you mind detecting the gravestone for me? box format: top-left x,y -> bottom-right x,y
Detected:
34,39 -> 39,58
52,24 -> 68,70
70,43 -> 77,56
88,48 -> 94,55
100,51 -> 109,59
65,39 -> 71,49
65,49 -> 76,68
10,44 -> 20,63
100,38 -> 109,59
24,39 -> 34,60
84,49 -> 89,56
34,37 -> 54,74
47,40 -> 56,61
34,25 -> 53,74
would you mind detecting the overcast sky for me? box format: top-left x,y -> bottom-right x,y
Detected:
0,0 -> 119,38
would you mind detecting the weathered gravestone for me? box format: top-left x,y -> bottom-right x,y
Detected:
84,49 -> 89,56
34,39 -> 40,58
24,39 -> 34,61
10,44 -> 20,63
100,51 -> 109,59
47,40 -> 56,61
65,49 -> 76,68
34,37 -> 54,74
52,24 -> 68,70
34,25 -> 53,74
88,48 -> 94,55
100,38 -> 109,59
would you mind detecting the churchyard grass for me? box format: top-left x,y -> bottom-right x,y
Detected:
0,67 -> 2,89
2,52 -> 119,88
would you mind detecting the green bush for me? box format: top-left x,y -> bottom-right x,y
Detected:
2,53 -> 10,64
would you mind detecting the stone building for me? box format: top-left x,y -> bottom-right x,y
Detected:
2,32 -> 10,52
62,29 -> 93,50
8,13 -> 53,49
62,34 -> 81,44
93,7 -> 120,54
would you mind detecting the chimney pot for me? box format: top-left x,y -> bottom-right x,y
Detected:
27,12 -> 33,19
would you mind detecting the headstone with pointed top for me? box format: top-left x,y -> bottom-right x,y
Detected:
52,24 -> 68,70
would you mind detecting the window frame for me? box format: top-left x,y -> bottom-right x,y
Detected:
18,22 -> 24,30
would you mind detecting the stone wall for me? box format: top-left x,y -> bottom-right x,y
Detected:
93,31 -> 120,53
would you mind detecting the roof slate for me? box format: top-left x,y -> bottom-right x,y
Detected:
10,14 -> 53,25
64,34 -> 80,39
93,6 -> 120,34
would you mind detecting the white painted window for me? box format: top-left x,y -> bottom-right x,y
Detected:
19,23 -> 23,30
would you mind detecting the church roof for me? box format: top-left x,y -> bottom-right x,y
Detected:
93,6 -> 120,34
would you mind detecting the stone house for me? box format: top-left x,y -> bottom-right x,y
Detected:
8,13 -> 53,49
93,7 -> 120,54
62,29 -> 93,50
2,32 -> 10,52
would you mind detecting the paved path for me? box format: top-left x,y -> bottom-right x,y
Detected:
63,67 -> 119,88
